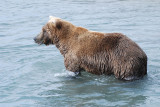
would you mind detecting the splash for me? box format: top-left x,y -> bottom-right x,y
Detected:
53,70 -> 79,78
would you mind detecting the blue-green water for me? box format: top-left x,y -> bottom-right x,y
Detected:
0,0 -> 160,106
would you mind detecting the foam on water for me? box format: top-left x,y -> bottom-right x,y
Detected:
53,70 -> 78,77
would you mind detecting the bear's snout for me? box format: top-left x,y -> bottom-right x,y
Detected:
34,36 -> 39,43
34,37 -> 37,42
34,34 -> 42,44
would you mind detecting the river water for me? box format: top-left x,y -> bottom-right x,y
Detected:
0,0 -> 160,106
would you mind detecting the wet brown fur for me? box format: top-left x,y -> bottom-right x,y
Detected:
34,17 -> 147,80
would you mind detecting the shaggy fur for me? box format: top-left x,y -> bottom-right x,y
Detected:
34,16 -> 147,80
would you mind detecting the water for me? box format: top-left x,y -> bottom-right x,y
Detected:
0,0 -> 160,106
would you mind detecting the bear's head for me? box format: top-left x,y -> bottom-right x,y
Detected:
34,16 -> 74,45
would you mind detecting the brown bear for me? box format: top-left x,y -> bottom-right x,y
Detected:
34,16 -> 147,81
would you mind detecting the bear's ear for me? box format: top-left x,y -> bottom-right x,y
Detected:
49,16 -> 62,29
49,16 -> 57,23
55,21 -> 62,30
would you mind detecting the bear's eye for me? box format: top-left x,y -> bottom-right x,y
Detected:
43,29 -> 46,33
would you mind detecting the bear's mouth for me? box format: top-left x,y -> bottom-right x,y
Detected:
34,36 -> 52,45
43,37 -> 52,45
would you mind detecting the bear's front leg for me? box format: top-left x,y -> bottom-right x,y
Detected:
64,56 -> 81,75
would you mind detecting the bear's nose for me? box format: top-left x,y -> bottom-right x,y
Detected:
34,37 -> 37,42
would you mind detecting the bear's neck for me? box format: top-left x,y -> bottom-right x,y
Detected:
53,34 -> 72,57
54,27 -> 90,57
56,42 -> 69,56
